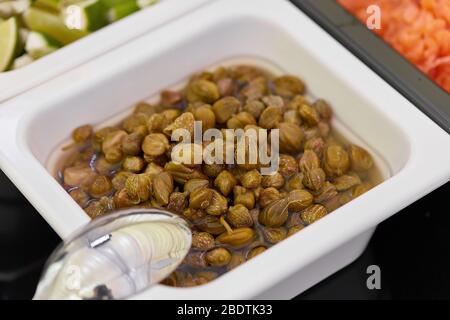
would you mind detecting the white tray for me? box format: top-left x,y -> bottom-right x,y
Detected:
0,0 -> 213,103
0,0 -> 449,299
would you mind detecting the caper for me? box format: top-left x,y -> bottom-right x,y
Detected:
152,172 -> 173,205
286,173 -> 304,191
259,187 -> 281,208
214,170 -> 237,196
227,112 -> 257,129
303,168 -> 326,191
161,90 -> 182,106
240,169 -> 262,189
273,75 -> 305,97
184,252 -> 207,269
189,188 -> 214,210
147,113 -> 169,133
121,132 -> 144,156
196,215 -> 226,235
287,225 -> 304,237
63,166 -> 97,188
314,181 -> 338,204
72,124 -> 93,144
287,189 -> 313,212
262,227 -> 287,244
94,156 -> 117,176
278,122 -> 304,153
258,198 -> 289,227
134,102 -> 160,117
304,137 -> 325,158
184,178 -> 210,193
202,163 -> 225,178
216,228 -> 256,248
122,113 -> 148,134
349,144 -> 373,172
192,231 -> 215,250
69,188 -> 89,207
241,77 -> 268,100
205,248 -> 232,267
227,204 -> 253,228
227,252 -> 246,270
298,103 -> 319,126
122,156 -> 145,173
89,175 -> 113,198
283,109 -> 302,126
212,96 -> 240,123
243,100 -> 265,119
258,106 -> 282,129
187,79 -> 220,104
113,188 -> 139,208
144,162 -> 164,175
102,130 -> 127,163
279,154 -> 298,177
352,182 -> 373,198
233,186 -> 255,210
299,150 -> 320,173
167,191 -> 188,214
164,161 -> 207,184
247,246 -> 267,259
313,99 -> 332,121
334,174 -> 361,191
142,133 -> 170,157
324,144 -> 350,177
182,208 -> 206,221
193,105 -> 216,130
163,112 -> 195,137
300,204 -> 328,225
261,172 -> 285,189
205,190 -> 228,216
125,173 -> 152,203
85,197 -> 110,219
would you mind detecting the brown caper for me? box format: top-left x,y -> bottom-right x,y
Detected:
161,90 -> 182,106
352,182 -> 373,198
85,197 -> 110,219
152,171 -> 173,205
202,163 -> 225,178
212,96 -> 240,123
205,248 -> 232,267
147,113 -> 169,133
125,173 -> 152,203
247,246 -> 267,259
349,144 -> 373,172
216,228 -> 256,248
286,173 -> 304,191
240,169 -> 262,189
227,112 -> 257,129
243,100 -> 265,119
187,79 -> 220,104
303,168 -> 326,191
72,124 -> 93,144
189,187 -> 214,210
134,102 -> 160,117
227,252 -> 246,270
334,174 -> 361,191
314,181 -> 338,204
163,112 -> 195,137
304,137 -> 325,158
184,178 -> 210,193
287,189 -> 313,212
164,161 -> 207,184
63,166 -> 97,188
298,103 -> 319,126
287,225 -> 304,237
102,130 -> 127,163
205,190 -> 228,216
142,133 -> 170,157
167,191 -> 188,214
94,156 -> 117,175
121,132 -> 144,156
261,172 -> 285,189
299,150 -> 320,173
300,204 -> 328,225
283,109 -> 302,126
214,170 -> 237,196
324,144 -> 350,177
273,75 -> 305,97
144,162 -> 163,175
196,215 -> 226,235
259,187 -> 281,208
233,186 -> 255,210
227,204 -> 253,228
182,208 -> 206,221
262,227 -> 287,244
69,188 -> 89,207
278,122 -> 304,153
258,198 -> 289,227
122,156 -> 145,173
192,231 -> 215,250
279,154 -> 298,177
241,77 -> 268,100
184,252 -> 207,269
313,99 -> 333,121
122,113 -> 148,134
113,188 -> 139,208
89,175 -> 113,198
258,106 -> 282,129
193,105 -> 216,130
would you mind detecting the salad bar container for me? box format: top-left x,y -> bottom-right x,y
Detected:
0,0 -> 449,299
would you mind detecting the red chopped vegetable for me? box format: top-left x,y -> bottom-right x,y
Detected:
338,0 -> 450,94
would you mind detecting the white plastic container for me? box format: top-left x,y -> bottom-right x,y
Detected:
0,0 -> 212,103
0,0 -> 449,299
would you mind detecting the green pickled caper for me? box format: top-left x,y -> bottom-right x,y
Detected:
192,231 -> 215,250
273,75 -> 305,97
287,225 -> 304,237
121,132 -> 144,156
214,170 -> 237,196
187,79 -> 220,104
349,144 -> 373,172
227,252 -> 246,270
314,181 -> 338,204
324,144 -> 350,177
313,99 -> 333,121
161,90 -> 182,106
122,113 -> 148,134
113,188 -> 139,208
163,112 -> 195,137
300,204 -> 328,225
286,173 -> 304,191
205,248 -> 232,267
212,96 -> 240,123
142,133 -> 170,157
196,215 -> 226,235
202,163 -> 225,178
227,112 -> 257,129
298,103 -> 319,126
144,162 -> 164,175
69,188 -> 89,207
227,204 -> 253,228
304,137 -> 325,158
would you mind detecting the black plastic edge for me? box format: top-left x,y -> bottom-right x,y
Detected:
291,0 -> 450,134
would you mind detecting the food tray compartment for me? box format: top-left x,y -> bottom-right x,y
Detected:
0,0 -> 212,103
0,0 -> 449,299
292,0 -> 450,133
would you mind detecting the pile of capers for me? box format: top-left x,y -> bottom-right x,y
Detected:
59,65 -> 378,287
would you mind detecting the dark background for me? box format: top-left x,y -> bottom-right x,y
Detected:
1,169 -> 449,300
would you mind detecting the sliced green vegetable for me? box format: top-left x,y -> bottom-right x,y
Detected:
25,31 -> 60,59
107,0 -> 138,22
23,6 -> 88,45
34,0 -> 61,12
0,17 -> 19,72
